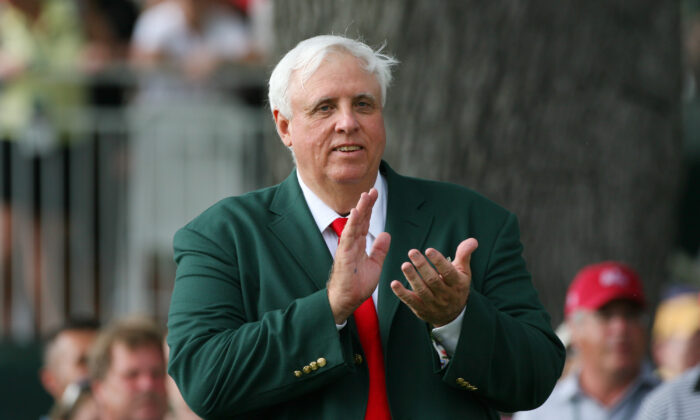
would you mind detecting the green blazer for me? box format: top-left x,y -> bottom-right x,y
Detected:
168,161 -> 564,419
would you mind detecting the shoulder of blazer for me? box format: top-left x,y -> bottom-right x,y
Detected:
181,170 -> 302,235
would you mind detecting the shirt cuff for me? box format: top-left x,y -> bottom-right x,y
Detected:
336,321 -> 347,331
431,307 -> 465,356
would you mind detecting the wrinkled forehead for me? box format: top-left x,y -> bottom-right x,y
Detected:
105,342 -> 163,377
289,50 -> 376,94
596,299 -> 644,313
111,339 -> 162,355
572,301 -> 646,328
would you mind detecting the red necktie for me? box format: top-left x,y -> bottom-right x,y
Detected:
331,217 -> 391,419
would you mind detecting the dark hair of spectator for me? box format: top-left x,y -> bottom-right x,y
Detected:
42,317 -> 102,366
88,316 -> 163,381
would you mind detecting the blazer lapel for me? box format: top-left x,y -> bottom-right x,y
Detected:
377,163 -> 434,349
267,164 -> 434,347
268,170 -> 334,291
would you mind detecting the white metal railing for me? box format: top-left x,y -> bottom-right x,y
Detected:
1,73 -> 267,341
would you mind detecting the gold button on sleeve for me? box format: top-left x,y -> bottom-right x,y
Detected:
460,379 -> 477,391
310,361 -> 319,370
293,370 -> 302,378
302,365 -> 311,374
354,354 -> 363,365
317,357 -> 327,367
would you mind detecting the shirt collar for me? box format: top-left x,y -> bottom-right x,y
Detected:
560,362 -> 660,402
556,371 -> 581,402
296,170 -> 387,237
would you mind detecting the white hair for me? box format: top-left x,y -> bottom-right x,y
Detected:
268,35 -> 399,119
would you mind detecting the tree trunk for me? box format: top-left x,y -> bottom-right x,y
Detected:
266,0 -> 683,326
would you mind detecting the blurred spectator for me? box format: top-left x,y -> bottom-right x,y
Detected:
0,0 -> 86,338
49,379 -> 99,420
651,291 -> 700,381
229,0 -> 272,59
40,318 -> 100,416
89,316 -> 168,420
514,261 -> 659,420
76,0 -> 139,107
130,0 -> 258,103
122,0 -> 265,301
635,292 -> 700,419
163,336 -> 200,420
78,0 -> 138,73
0,0 -> 85,151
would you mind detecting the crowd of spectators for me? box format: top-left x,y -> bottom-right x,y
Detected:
3,2 -> 700,419
0,0 -> 271,340
35,262 -> 699,420
40,315 -> 201,420
510,262 -> 700,420
0,0 -> 269,159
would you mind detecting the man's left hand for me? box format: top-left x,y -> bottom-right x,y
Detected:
390,238 -> 478,327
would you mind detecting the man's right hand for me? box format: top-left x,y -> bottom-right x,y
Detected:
327,189 -> 391,324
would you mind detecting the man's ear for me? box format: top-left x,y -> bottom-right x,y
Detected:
567,317 -> 582,349
39,368 -> 59,398
273,109 -> 292,147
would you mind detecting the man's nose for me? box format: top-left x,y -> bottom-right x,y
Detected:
335,107 -> 359,134
607,313 -> 637,333
136,372 -> 161,390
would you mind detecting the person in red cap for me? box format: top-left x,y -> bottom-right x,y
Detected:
514,261 -> 659,420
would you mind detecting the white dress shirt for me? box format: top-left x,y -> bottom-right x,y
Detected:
296,171 -> 464,358
514,363 -> 660,420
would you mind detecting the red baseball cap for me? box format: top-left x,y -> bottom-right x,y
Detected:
564,261 -> 646,317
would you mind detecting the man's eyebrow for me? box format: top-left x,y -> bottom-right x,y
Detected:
305,96 -> 336,113
354,93 -> 378,102
305,93 -> 379,114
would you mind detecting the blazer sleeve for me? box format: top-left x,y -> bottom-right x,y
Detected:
440,212 -> 565,412
167,225 -> 356,419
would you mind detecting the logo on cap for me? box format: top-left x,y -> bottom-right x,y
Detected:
564,261 -> 645,317
599,267 -> 628,288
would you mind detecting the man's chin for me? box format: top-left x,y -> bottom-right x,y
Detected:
132,403 -> 166,420
329,165 -> 378,185
607,358 -> 641,376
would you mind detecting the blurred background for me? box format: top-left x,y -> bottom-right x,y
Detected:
1,0 -> 699,417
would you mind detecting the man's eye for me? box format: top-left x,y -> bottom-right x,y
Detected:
317,104 -> 332,112
356,101 -> 374,110
124,371 -> 139,380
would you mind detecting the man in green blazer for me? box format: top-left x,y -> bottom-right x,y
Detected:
167,35 -> 564,419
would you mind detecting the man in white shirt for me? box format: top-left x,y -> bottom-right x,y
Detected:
514,261 -> 659,420
167,34 -> 564,419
